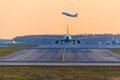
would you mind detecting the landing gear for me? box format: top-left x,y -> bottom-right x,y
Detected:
60,40 -> 63,44
72,40 -> 75,45
55,40 -> 81,45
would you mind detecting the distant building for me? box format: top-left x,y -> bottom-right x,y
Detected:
105,37 -> 120,45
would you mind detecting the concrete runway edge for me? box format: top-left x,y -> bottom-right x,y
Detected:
0,61 -> 120,66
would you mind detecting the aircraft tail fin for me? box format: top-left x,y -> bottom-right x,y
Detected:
67,24 -> 69,34
75,13 -> 78,17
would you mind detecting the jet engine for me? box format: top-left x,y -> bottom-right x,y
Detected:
55,41 -> 59,44
77,40 -> 80,44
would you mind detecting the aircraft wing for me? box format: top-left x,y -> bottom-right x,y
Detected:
75,36 -> 102,40
38,36 -> 101,40
38,36 -> 63,40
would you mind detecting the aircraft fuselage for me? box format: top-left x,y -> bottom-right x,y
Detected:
64,34 -> 72,42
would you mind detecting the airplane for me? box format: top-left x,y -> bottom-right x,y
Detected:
0,40 -> 23,45
55,24 -> 80,44
0,40 -> 14,45
37,25 -> 101,45
62,12 -> 78,17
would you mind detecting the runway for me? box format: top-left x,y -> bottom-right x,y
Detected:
0,45 -> 120,65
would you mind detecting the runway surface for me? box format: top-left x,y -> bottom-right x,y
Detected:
0,45 -> 120,65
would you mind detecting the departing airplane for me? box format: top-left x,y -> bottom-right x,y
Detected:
62,12 -> 78,17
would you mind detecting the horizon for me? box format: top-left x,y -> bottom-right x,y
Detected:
1,0 -> 120,39
1,33 -> 120,40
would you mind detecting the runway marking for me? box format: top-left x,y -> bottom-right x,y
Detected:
18,51 -> 33,60
91,49 -> 109,61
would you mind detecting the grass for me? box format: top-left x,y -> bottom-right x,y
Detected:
0,44 -> 38,57
0,49 -> 20,56
8,44 -> 38,49
109,48 -> 120,54
0,66 -> 119,80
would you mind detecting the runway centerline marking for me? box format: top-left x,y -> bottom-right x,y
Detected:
91,49 -> 109,61
62,46 -> 67,61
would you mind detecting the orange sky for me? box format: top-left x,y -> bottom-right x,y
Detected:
0,0 -> 120,39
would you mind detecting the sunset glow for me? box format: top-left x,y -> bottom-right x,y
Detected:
0,0 -> 120,39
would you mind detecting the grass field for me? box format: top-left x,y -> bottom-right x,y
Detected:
0,44 -> 37,57
0,66 -> 119,80
109,48 -> 120,54
8,44 -> 37,49
0,49 -> 20,56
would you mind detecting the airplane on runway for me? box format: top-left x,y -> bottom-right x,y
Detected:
62,12 -> 78,17
0,40 -> 15,45
38,24 -> 101,45
0,40 -> 23,45
55,24 -> 80,44
54,25 -> 101,44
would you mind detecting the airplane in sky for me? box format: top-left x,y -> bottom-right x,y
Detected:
62,12 -> 78,17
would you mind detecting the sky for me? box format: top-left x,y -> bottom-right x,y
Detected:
0,0 -> 120,39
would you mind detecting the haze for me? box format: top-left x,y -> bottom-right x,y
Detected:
0,0 -> 120,39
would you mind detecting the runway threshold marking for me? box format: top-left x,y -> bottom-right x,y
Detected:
91,49 -> 109,61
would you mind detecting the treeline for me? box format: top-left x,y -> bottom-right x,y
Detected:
13,34 -> 120,45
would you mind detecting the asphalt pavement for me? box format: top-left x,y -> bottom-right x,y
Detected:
0,44 -> 120,65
